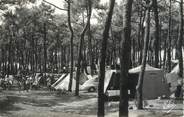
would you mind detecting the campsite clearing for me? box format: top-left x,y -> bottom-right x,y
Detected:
0,90 -> 183,117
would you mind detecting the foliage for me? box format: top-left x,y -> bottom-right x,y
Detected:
0,0 -> 182,73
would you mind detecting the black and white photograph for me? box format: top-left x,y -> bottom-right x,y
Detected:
0,0 -> 183,117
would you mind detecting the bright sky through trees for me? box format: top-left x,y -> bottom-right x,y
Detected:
43,0 -> 121,14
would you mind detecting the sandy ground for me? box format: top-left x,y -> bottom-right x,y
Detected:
0,90 -> 183,117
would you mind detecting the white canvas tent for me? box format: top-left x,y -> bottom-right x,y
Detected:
52,73 -> 89,91
129,64 -> 161,73
104,70 -> 116,93
80,69 -> 116,93
54,74 -> 82,91
129,64 -> 170,99
51,74 -> 67,88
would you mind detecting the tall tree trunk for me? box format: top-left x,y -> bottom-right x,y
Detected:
163,34 -> 167,69
137,0 -> 143,65
43,22 -> 47,85
110,27 -> 116,66
75,0 -> 92,96
167,0 -> 172,72
8,27 -> 12,75
55,46 -> 58,72
87,12 -> 94,75
136,1 -> 151,109
153,0 -> 160,68
159,20 -> 162,68
139,10 -> 146,64
177,0 -> 183,78
67,0 -> 75,92
31,28 -> 35,73
60,45 -> 64,69
119,0 -> 133,116
132,38 -> 135,67
8,40 -> 11,75
97,0 -> 115,117
1,48 -> 5,74
35,39 -> 38,72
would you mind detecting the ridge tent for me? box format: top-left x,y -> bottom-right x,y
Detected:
51,74 -> 67,88
104,70 -> 138,99
54,74 -> 81,91
53,73 -> 89,91
129,64 -> 161,73
104,70 -> 117,93
80,70 -> 116,93
129,64 -> 170,99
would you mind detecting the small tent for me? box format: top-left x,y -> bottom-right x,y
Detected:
53,73 -> 89,91
129,64 -> 170,99
54,74 -> 81,91
51,74 -> 67,88
104,70 -> 116,93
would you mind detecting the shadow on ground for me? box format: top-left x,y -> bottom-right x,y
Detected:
0,95 -> 23,115
0,90 -> 183,117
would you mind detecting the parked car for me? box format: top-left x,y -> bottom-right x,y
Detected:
81,77 -> 98,92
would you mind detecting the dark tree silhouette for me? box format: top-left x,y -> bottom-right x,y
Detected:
153,0 -> 160,68
166,0 -> 172,72
75,0 -> 92,96
177,0 -> 183,78
136,0 -> 152,109
119,0 -> 133,116
66,0 -> 74,92
97,0 -> 115,117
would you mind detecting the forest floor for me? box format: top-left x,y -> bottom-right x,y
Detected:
0,90 -> 183,117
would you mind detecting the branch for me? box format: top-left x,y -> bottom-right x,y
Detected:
80,0 -> 92,36
43,0 -> 67,11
